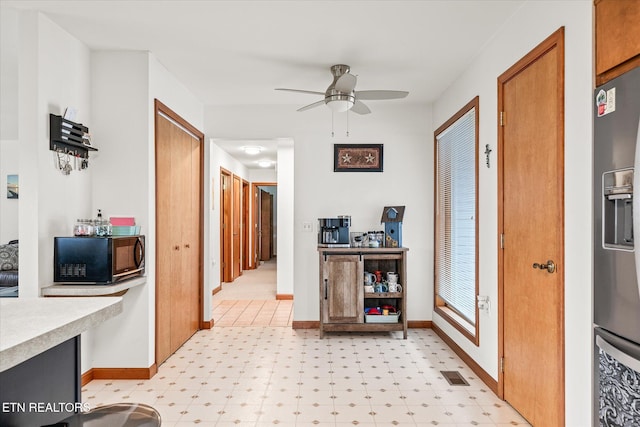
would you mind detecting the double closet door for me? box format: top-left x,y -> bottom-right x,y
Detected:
155,100 -> 203,366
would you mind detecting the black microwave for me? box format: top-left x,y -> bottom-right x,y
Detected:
54,235 -> 145,284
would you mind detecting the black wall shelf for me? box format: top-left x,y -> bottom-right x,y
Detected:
49,114 -> 97,159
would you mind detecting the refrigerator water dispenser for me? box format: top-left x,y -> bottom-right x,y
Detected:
603,168 -> 634,250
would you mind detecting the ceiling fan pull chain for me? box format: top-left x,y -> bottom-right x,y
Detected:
346,110 -> 350,137
331,111 -> 335,137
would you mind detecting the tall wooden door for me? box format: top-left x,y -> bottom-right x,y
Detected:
242,180 -> 250,270
220,169 -> 232,282
259,189 -> 273,261
155,100 -> 203,366
498,29 -> 565,426
232,175 -> 242,279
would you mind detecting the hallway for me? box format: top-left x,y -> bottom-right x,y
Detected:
212,259 -> 293,327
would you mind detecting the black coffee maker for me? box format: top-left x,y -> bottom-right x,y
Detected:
318,216 -> 351,247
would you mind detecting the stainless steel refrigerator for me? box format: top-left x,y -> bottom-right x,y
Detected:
593,65 -> 640,427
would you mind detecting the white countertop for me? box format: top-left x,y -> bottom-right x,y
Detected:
41,276 -> 146,297
0,297 -> 123,372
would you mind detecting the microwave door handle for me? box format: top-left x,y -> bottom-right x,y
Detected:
135,237 -> 144,268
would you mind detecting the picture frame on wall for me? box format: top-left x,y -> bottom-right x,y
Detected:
6,175 -> 18,199
334,144 -> 383,172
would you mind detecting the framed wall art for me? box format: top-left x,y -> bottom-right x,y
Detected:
333,144 -> 383,172
6,175 -> 18,199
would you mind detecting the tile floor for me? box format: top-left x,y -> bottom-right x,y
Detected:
82,328 -> 530,426
212,299 -> 293,327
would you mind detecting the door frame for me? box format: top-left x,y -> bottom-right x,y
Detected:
154,99 -> 205,364
232,174 -> 242,279
242,179 -> 250,270
497,27 -> 565,405
251,182 -> 276,267
220,168 -> 232,283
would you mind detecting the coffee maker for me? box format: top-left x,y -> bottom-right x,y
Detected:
318,216 -> 351,247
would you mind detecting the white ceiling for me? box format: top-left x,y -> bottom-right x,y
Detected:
2,0 -> 525,168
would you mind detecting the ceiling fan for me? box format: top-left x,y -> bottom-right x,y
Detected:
276,64 -> 408,115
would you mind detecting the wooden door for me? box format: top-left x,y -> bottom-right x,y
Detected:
232,175 -> 242,279
155,114 -> 175,364
155,100 -> 203,366
220,169 -> 232,282
322,254 -> 364,324
498,29 -> 565,426
259,190 -> 272,261
242,180 -> 250,270
170,120 -> 191,350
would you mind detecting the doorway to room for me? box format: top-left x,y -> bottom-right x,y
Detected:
213,182 -> 290,326
497,28 -> 565,427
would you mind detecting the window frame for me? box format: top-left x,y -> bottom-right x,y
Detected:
433,96 -> 480,346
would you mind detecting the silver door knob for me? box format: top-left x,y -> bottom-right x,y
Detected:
532,260 -> 556,273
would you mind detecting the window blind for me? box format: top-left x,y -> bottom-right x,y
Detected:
436,108 -> 476,325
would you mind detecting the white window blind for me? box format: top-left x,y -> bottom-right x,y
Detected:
435,108 -> 476,325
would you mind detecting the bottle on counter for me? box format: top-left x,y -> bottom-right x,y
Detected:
94,209 -> 112,237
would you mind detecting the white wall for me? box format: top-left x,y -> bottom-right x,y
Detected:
276,139 -> 294,295
205,103 -> 433,322
1,7 -> 18,140
15,11 -> 93,299
90,51 -> 205,370
431,1 -> 592,426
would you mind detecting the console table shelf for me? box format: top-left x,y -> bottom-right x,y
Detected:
318,247 -> 408,339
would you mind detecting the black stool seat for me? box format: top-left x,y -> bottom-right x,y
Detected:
43,403 -> 161,427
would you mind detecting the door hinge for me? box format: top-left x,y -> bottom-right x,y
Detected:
500,233 -> 505,249
500,111 -> 505,127
500,357 -> 505,373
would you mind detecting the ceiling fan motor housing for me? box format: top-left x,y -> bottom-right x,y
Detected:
326,64 -> 355,108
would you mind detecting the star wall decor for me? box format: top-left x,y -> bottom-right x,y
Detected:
333,144 -> 383,172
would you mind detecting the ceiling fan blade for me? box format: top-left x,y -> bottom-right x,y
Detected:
297,100 -> 326,112
355,90 -> 409,100
275,88 -> 325,96
335,73 -> 357,92
350,100 -> 371,115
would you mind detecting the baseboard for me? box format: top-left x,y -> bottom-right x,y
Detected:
276,294 -> 293,300
431,323 -> 498,395
82,364 -> 158,385
292,320 -> 319,329
292,320 -> 431,330
81,370 -> 94,386
201,320 -> 213,329
212,285 -> 222,295
408,320 -> 432,328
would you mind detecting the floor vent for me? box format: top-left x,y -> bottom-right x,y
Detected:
440,370 -> 469,386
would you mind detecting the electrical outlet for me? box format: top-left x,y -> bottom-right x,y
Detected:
302,222 -> 313,232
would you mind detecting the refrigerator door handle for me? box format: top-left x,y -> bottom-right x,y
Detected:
596,335 -> 640,373
633,115 -> 640,300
